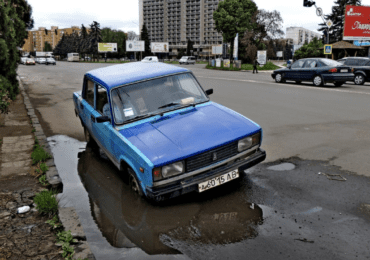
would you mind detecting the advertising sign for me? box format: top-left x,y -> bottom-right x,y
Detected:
233,34 -> 238,60
276,51 -> 283,57
324,44 -> 333,55
224,59 -> 230,68
212,45 -> 222,55
257,50 -> 267,65
343,5 -> 370,40
126,41 -> 144,52
151,42 -> 169,53
354,40 -> 370,46
36,52 -> 45,57
98,43 -> 117,53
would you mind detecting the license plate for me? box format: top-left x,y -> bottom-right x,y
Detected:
340,69 -> 348,73
198,169 -> 239,193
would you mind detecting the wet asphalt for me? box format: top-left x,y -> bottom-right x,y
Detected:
17,62 -> 370,259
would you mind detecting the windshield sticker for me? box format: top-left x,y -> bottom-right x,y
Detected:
123,108 -> 134,117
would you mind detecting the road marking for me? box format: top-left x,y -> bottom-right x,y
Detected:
197,76 -> 370,96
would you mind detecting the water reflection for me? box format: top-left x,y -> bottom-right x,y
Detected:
78,148 -> 263,256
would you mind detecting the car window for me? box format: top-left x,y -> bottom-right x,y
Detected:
291,60 -> 305,69
85,79 -> 95,107
96,85 -> 108,116
319,59 -> 342,67
366,61 -> 370,66
111,73 -> 208,125
357,59 -> 369,66
303,60 -> 317,68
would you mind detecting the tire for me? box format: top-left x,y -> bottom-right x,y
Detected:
275,73 -> 284,83
128,168 -> 144,197
354,74 -> 365,85
334,82 -> 344,87
313,75 -> 323,86
295,81 -> 301,84
84,127 -> 98,151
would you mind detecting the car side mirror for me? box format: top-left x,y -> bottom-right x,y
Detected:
287,64 -> 292,69
96,115 -> 110,123
205,89 -> 213,95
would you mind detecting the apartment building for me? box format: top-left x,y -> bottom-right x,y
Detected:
286,27 -> 321,45
139,0 -> 224,58
22,26 -> 83,53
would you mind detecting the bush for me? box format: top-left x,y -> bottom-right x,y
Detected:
31,144 -> 52,164
205,64 -> 242,71
33,189 -> 58,215
0,76 -> 12,114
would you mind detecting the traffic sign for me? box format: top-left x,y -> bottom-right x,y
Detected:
324,44 -> 332,55
316,7 -> 323,16
326,19 -> 333,28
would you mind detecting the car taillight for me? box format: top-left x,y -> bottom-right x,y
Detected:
329,68 -> 337,73
351,68 -> 354,72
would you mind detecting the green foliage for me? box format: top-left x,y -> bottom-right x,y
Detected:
293,37 -> 324,60
213,0 -> 257,60
101,27 -> 127,58
33,189 -> 58,215
57,230 -> 78,260
186,39 -> 194,56
0,76 -> 11,113
176,48 -> 186,59
43,41 -> 52,52
31,144 -> 52,164
39,175 -> 49,186
46,215 -> 62,229
140,24 -> 151,57
206,64 -> 241,71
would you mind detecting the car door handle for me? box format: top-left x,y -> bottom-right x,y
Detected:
91,115 -> 95,122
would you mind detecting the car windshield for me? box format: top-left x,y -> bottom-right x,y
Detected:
319,59 -> 342,67
111,72 -> 208,125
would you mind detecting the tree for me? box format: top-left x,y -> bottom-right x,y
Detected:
186,38 -> 194,56
140,23 -> 151,56
43,41 -> 52,52
293,37 -> 324,59
213,0 -> 257,61
318,0 -> 361,43
89,21 -> 102,61
256,10 -> 284,40
0,0 -> 34,113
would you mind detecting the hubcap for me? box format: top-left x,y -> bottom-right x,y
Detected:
130,175 -> 140,193
314,76 -> 321,85
355,75 -> 363,84
276,74 -> 282,82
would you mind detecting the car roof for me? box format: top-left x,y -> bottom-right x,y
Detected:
340,57 -> 369,59
85,62 -> 189,90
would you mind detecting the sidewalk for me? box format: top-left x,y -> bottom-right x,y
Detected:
0,80 -> 94,259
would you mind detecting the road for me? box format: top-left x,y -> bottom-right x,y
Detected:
17,62 -> 370,260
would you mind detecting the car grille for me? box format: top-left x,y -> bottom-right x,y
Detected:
185,141 -> 239,172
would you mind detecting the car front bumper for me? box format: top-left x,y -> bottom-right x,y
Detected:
146,148 -> 266,201
322,73 -> 354,82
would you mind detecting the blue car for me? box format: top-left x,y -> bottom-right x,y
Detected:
271,58 -> 354,87
73,62 -> 266,201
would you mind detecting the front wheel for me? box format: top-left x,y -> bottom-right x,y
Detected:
354,74 -> 365,85
128,168 -> 143,197
313,75 -> 323,86
275,73 -> 284,83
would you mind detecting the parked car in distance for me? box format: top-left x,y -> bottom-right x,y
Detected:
20,57 -> 28,64
271,58 -> 354,87
26,58 -> 36,65
141,56 -> 159,63
73,62 -> 266,201
38,58 -> 46,64
45,58 -> 56,65
179,56 -> 196,65
337,57 -> 370,85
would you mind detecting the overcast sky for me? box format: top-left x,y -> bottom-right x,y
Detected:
28,0 -> 370,35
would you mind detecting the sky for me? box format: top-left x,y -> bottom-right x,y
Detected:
28,0 -> 370,35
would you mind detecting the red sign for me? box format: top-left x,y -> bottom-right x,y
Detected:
343,5 -> 370,40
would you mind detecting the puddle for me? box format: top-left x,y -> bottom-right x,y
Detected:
267,163 -> 295,171
48,135 -> 265,259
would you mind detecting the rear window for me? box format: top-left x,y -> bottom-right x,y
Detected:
319,59 -> 342,67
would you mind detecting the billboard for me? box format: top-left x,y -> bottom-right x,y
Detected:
36,52 -> 53,57
257,50 -> 266,65
233,34 -> 238,60
276,51 -> 283,57
212,45 -> 222,55
98,43 -> 117,53
151,42 -> 169,53
343,5 -> 370,40
126,41 -> 144,52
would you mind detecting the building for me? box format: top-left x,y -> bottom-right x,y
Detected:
139,0 -> 224,59
286,27 -> 321,45
22,26 -> 84,53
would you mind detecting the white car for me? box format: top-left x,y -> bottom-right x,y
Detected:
20,57 -> 28,64
38,58 -> 46,64
141,56 -> 158,63
46,58 -> 56,65
179,56 -> 196,65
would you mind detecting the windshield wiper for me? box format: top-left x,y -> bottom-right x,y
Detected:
158,102 -> 181,109
124,113 -> 157,123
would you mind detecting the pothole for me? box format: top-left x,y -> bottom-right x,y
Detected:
267,163 -> 295,171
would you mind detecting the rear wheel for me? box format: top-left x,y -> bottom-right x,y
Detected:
128,168 -> 143,197
354,74 -> 365,85
313,75 -> 323,86
334,82 -> 344,87
84,127 -> 98,151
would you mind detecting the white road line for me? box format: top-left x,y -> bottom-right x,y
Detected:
197,76 -> 370,96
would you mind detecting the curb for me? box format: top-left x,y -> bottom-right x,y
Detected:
17,77 -> 96,260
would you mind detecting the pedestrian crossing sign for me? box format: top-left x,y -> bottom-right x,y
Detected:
324,45 -> 332,55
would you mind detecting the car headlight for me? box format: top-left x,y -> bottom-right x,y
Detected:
153,161 -> 184,181
238,132 -> 261,152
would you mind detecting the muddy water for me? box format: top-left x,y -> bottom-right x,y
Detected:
48,135 -> 264,260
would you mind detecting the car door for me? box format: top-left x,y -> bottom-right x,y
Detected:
301,59 -> 318,81
80,77 -> 95,136
286,59 -> 305,80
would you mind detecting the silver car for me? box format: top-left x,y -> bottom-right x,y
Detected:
46,58 -> 56,65
179,56 -> 196,65
38,58 -> 46,64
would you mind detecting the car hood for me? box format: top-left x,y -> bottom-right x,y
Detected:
119,102 -> 261,167
273,68 -> 288,73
